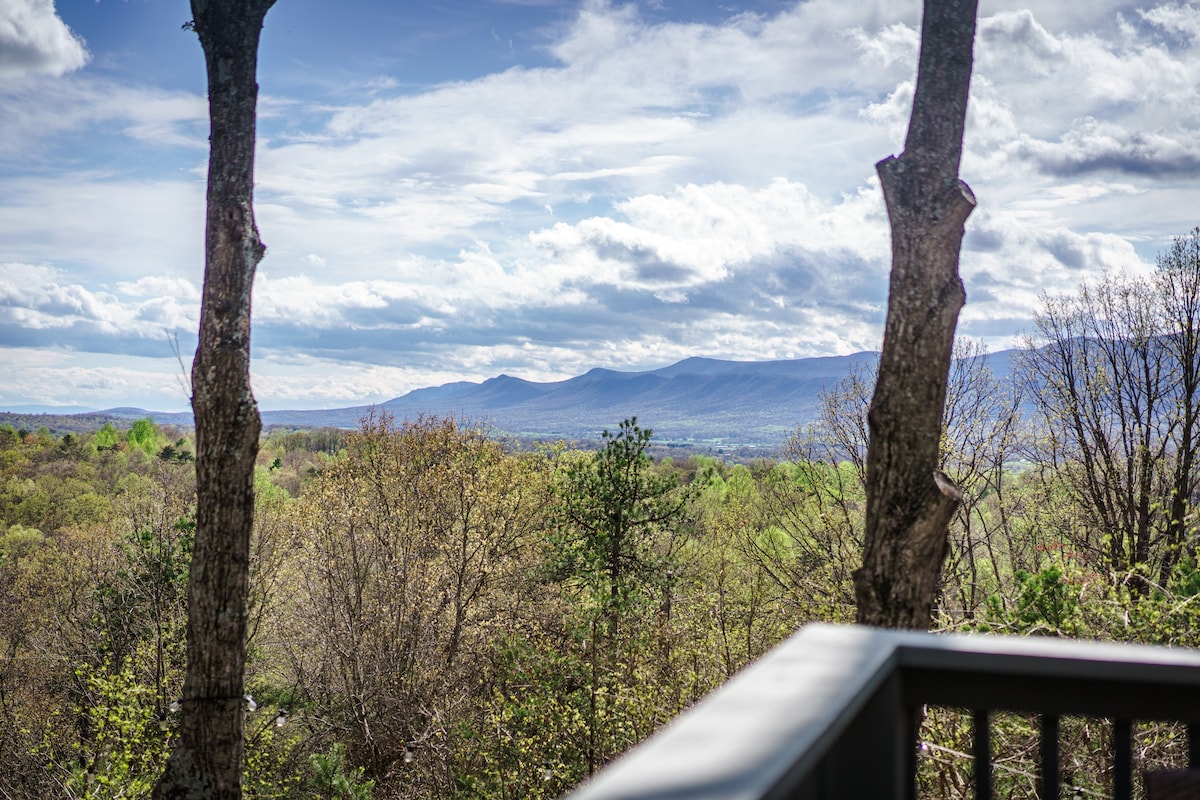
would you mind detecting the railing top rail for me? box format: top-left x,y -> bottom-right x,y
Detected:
562,624 -> 1200,800
894,625 -> 1200,719
890,624 -> 1200,674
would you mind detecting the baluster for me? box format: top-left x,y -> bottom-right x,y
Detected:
908,705 -> 921,800
973,709 -> 991,800
1113,719 -> 1132,800
1041,714 -> 1060,800
1189,722 -> 1200,768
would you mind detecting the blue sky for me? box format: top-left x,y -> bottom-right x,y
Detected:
3,0 -> 1200,412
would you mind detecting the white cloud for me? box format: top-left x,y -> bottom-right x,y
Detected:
9,0 -> 1200,410
0,78 -> 207,159
253,0 -> 924,249
1012,117 -> 1200,177
529,179 -> 888,293
0,263 -> 116,327
0,347 -> 192,410
250,360 -> 470,409
0,0 -> 88,79
117,276 -> 201,302
1140,3 -> 1200,43
963,5 -> 1200,187
255,273 -> 410,324
0,262 -> 199,344
239,178 -> 892,384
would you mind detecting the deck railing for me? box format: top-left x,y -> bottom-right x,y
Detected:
562,623 -> 1200,799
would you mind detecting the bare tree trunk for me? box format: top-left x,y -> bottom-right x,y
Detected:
854,0 -> 978,629
154,1 -> 275,797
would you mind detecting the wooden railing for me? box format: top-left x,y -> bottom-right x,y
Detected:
562,623 -> 1200,799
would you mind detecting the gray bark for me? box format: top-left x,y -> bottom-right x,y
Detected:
154,1 -> 275,797
854,0 -> 978,629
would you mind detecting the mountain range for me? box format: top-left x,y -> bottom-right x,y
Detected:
7,349 -> 1019,450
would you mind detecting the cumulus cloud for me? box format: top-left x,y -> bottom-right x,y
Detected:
0,262 -> 199,354
0,0 -> 88,79
956,208 -> 1146,345
242,178 -> 891,384
978,9 -> 1066,67
117,276 -> 201,302
529,179 -> 888,298
9,0 -> 1200,409
1014,118 -> 1200,177
963,4 -> 1200,185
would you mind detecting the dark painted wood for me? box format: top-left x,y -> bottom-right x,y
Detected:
1113,719 -> 1132,800
973,709 -> 991,800
1040,715 -> 1059,800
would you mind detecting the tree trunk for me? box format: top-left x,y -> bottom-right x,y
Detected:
854,0 -> 978,630
154,1 -> 274,797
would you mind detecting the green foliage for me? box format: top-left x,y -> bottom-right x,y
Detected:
552,418 -> 689,626
47,660 -> 171,798
453,633 -> 586,799
243,704 -> 305,800
93,423 -> 121,451
0,522 -> 68,656
158,437 -> 195,463
125,418 -> 160,456
980,565 -> 1084,636
89,513 -> 193,675
306,742 -> 375,800
536,420 -> 713,778
0,521 -> 45,558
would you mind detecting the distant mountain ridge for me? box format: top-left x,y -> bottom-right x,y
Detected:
11,350 -> 1018,449
241,352 -> 888,447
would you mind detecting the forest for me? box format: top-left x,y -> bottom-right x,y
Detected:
4,233 -> 1200,799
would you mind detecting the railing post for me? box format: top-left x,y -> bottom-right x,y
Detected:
1189,722 -> 1200,768
1041,714 -> 1060,800
908,705 -> 921,800
1113,719 -> 1133,800
819,670 -> 913,798
973,709 -> 991,800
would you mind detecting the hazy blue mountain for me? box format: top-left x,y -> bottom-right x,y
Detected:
102,407 -> 195,425
375,351 -> 888,446
34,349 -> 1019,449
0,404 -> 97,414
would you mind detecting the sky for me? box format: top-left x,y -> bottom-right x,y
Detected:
2,0 -> 1199,412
